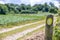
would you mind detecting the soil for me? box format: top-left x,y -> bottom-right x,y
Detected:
24,30 -> 45,40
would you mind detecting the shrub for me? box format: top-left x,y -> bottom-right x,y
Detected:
21,10 -> 37,14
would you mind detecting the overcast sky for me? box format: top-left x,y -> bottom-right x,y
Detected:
0,0 -> 59,7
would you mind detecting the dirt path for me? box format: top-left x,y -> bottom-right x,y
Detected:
23,17 -> 57,40
0,20 -> 44,34
25,30 -> 45,40
2,24 -> 45,40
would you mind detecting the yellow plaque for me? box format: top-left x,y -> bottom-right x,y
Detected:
47,18 -> 52,25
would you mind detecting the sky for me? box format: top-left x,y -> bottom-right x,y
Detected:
0,0 -> 60,7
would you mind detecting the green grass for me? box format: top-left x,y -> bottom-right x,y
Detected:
0,14 -> 45,28
17,26 -> 44,40
0,19 -> 42,28
0,12 -> 51,40
0,14 -> 44,25
0,20 -> 44,39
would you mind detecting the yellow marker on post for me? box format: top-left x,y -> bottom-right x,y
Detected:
47,18 -> 53,25
45,15 -> 53,40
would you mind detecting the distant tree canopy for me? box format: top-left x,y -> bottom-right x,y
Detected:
0,2 -> 58,15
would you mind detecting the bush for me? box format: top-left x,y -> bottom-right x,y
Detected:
49,8 -> 57,14
54,17 -> 60,40
21,10 -> 37,14
58,10 -> 60,16
55,26 -> 60,40
0,8 -> 6,15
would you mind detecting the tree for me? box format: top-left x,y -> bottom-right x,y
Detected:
56,0 -> 60,15
42,3 -> 49,12
32,4 -> 43,11
16,6 -> 21,12
5,3 -> 19,14
49,7 -> 57,13
49,2 -> 55,7
20,4 -> 26,10
0,2 -> 58,15
26,4 -> 31,10
0,4 -> 8,14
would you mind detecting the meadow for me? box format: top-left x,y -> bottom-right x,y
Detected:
0,2 -> 59,40
0,12 -> 48,28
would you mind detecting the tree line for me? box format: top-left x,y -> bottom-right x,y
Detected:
0,2 -> 58,15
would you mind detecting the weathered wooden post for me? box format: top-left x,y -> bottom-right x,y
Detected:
45,15 -> 53,40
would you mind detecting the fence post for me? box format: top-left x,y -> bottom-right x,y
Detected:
45,15 -> 53,40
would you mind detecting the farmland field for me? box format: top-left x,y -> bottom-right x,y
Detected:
0,12 -> 50,28
0,12 -> 53,40
0,1 -> 59,40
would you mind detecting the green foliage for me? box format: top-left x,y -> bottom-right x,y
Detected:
0,4 -> 8,14
21,10 -> 37,14
54,16 -> 60,40
42,3 -> 49,12
58,10 -> 60,16
54,26 -> 60,40
0,2 -> 58,15
49,8 -> 57,14
49,2 -> 55,7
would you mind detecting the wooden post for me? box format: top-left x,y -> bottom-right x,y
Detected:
45,15 -> 53,40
